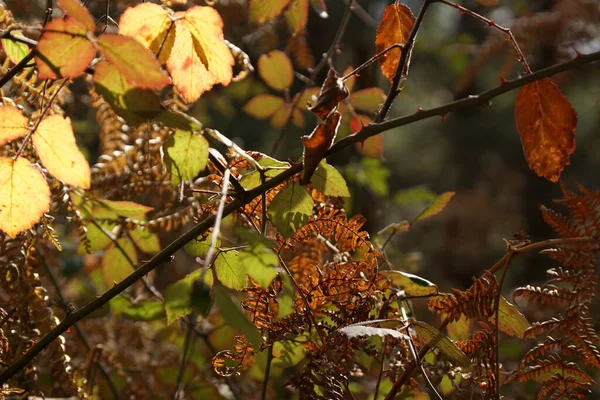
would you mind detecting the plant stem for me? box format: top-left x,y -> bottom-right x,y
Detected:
260,345 -> 273,400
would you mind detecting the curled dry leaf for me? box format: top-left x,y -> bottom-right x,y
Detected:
301,111 -> 341,185
307,69 -> 349,120
515,78 -> 577,182
374,3 -> 416,81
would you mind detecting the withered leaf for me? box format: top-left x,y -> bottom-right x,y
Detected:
301,111 -> 341,185
515,78 -> 577,182
374,3 -> 416,81
307,69 -> 348,120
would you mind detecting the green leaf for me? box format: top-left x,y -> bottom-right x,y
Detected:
257,50 -> 294,91
164,268 -> 213,324
78,220 -> 116,254
185,233 -> 220,258
122,300 -> 165,321
164,130 -> 209,186
410,320 -> 471,368
101,238 -> 137,287
1,31 -> 29,64
240,245 -> 278,289
214,251 -> 247,290
214,285 -> 263,349
310,161 -> 350,197
99,199 -> 153,218
394,186 -> 437,206
268,182 -> 313,238
349,88 -> 386,113
379,270 -> 438,297
412,192 -> 455,225
495,296 -> 530,338
129,227 -> 160,254
190,280 -> 213,317
243,94 -> 285,119
240,155 -> 290,190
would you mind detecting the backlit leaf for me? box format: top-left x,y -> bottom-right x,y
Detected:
412,192 -> 455,225
0,157 -> 50,237
185,233 -> 220,258
410,320 -> 471,367
97,34 -> 169,89
379,270 -> 438,297
446,315 -> 471,341
33,115 -> 91,189
249,0 -> 292,24
515,78 -> 577,182
258,50 -> 294,91
301,111 -> 341,185
495,296 -> 530,338
164,268 -> 213,324
99,200 -> 153,218
374,4 -> 416,81
0,106 -> 28,146
310,161 -> 350,197
163,130 -> 209,186
129,227 -> 161,254
214,285 -> 263,349
57,0 -> 95,31
243,94 -> 285,119
268,182 -> 313,238
349,88 -> 386,113
35,17 -> 95,79
351,115 -> 383,159
1,31 -> 30,65
240,244 -> 278,289
285,0 -> 309,34
215,251 -> 247,290
122,300 -> 165,321
102,239 -> 137,287
307,69 -> 348,120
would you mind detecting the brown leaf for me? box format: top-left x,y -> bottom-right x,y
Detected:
515,78 -> 577,182
301,111 -> 341,184
307,69 -> 348,120
374,4 -> 415,81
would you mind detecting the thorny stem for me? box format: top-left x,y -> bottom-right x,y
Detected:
1,50 -> 599,385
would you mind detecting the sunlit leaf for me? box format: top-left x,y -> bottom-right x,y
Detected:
97,34 -> 169,90
495,296 -> 530,338
0,106 -> 28,146
163,129 -> 209,186
240,156 -> 290,190
164,268 -> 213,324
243,94 -> 285,119
515,78 -> 577,182
129,227 -> 161,254
33,114 -> 91,189
215,251 -> 247,291
214,285 -> 263,349
258,50 -> 294,91
310,161 -> 350,197
410,320 -> 471,367
285,0 -> 309,34
240,245 -> 278,289
185,233 -> 220,258
0,157 -> 50,237
349,88 -> 386,113
379,270 -> 438,297
307,69 -> 348,120
268,182 -> 313,238
122,300 -> 165,321
374,3 -> 416,81
412,191 -> 455,225
102,239 -> 137,287
301,111 -> 341,185
99,200 -> 153,218
249,0 -> 292,24
1,31 -> 30,65
446,315 -> 471,341
35,17 -> 95,79
57,0 -> 95,31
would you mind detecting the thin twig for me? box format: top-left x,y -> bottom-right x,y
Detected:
260,344 -> 273,400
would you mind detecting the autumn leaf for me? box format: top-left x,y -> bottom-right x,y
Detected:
0,106 -> 28,146
307,69 -> 349,120
35,17 -> 96,79
495,296 -> 530,338
258,50 -> 294,91
57,0 -> 95,31
243,94 -> 286,119
285,0 -> 309,34
249,0 -> 292,24
349,88 -> 386,114
515,78 -> 577,182
33,114 -> 91,189
351,115 -> 383,159
163,130 -> 209,186
301,111 -> 341,185
374,3 -> 416,81
412,192 -> 455,225
97,34 -> 169,90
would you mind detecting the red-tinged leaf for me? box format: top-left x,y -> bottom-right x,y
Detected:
349,87 -> 386,113
374,4 -> 416,81
412,192 -> 455,225
249,0 -> 292,24
0,106 -> 28,146
57,0 -> 94,31
35,18 -> 95,79
307,69 -> 349,120
301,111 -> 341,184
515,78 -> 577,182
97,34 -> 169,89
285,0 -> 309,34
243,94 -> 285,119
310,0 -> 328,18
118,3 -> 174,64
258,50 -> 294,91
93,60 -> 162,124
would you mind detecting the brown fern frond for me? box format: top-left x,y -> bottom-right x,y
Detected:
513,284 -> 576,305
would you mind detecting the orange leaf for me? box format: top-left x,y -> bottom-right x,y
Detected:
352,115 -> 382,159
285,0 -> 309,34
249,0 -> 292,24
515,78 -> 577,182
258,50 -> 294,91
33,115 -> 91,189
301,111 -> 341,184
374,4 -> 415,81
97,34 -> 169,90
243,94 -> 285,119
118,3 -> 174,64
307,69 -> 349,120
272,104 -> 304,128
35,17 -> 96,79
0,106 -> 28,146
57,0 -> 95,31
0,157 -> 50,237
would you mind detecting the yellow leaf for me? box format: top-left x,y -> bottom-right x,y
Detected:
33,115 -> 91,189
249,0 -> 292,24
102,239 -> 137,286
285,0 -> 309,34
57,0 -> 95,31
0,157 -> 50,237
0,106 -> 28,146
258,50 -> 294,91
